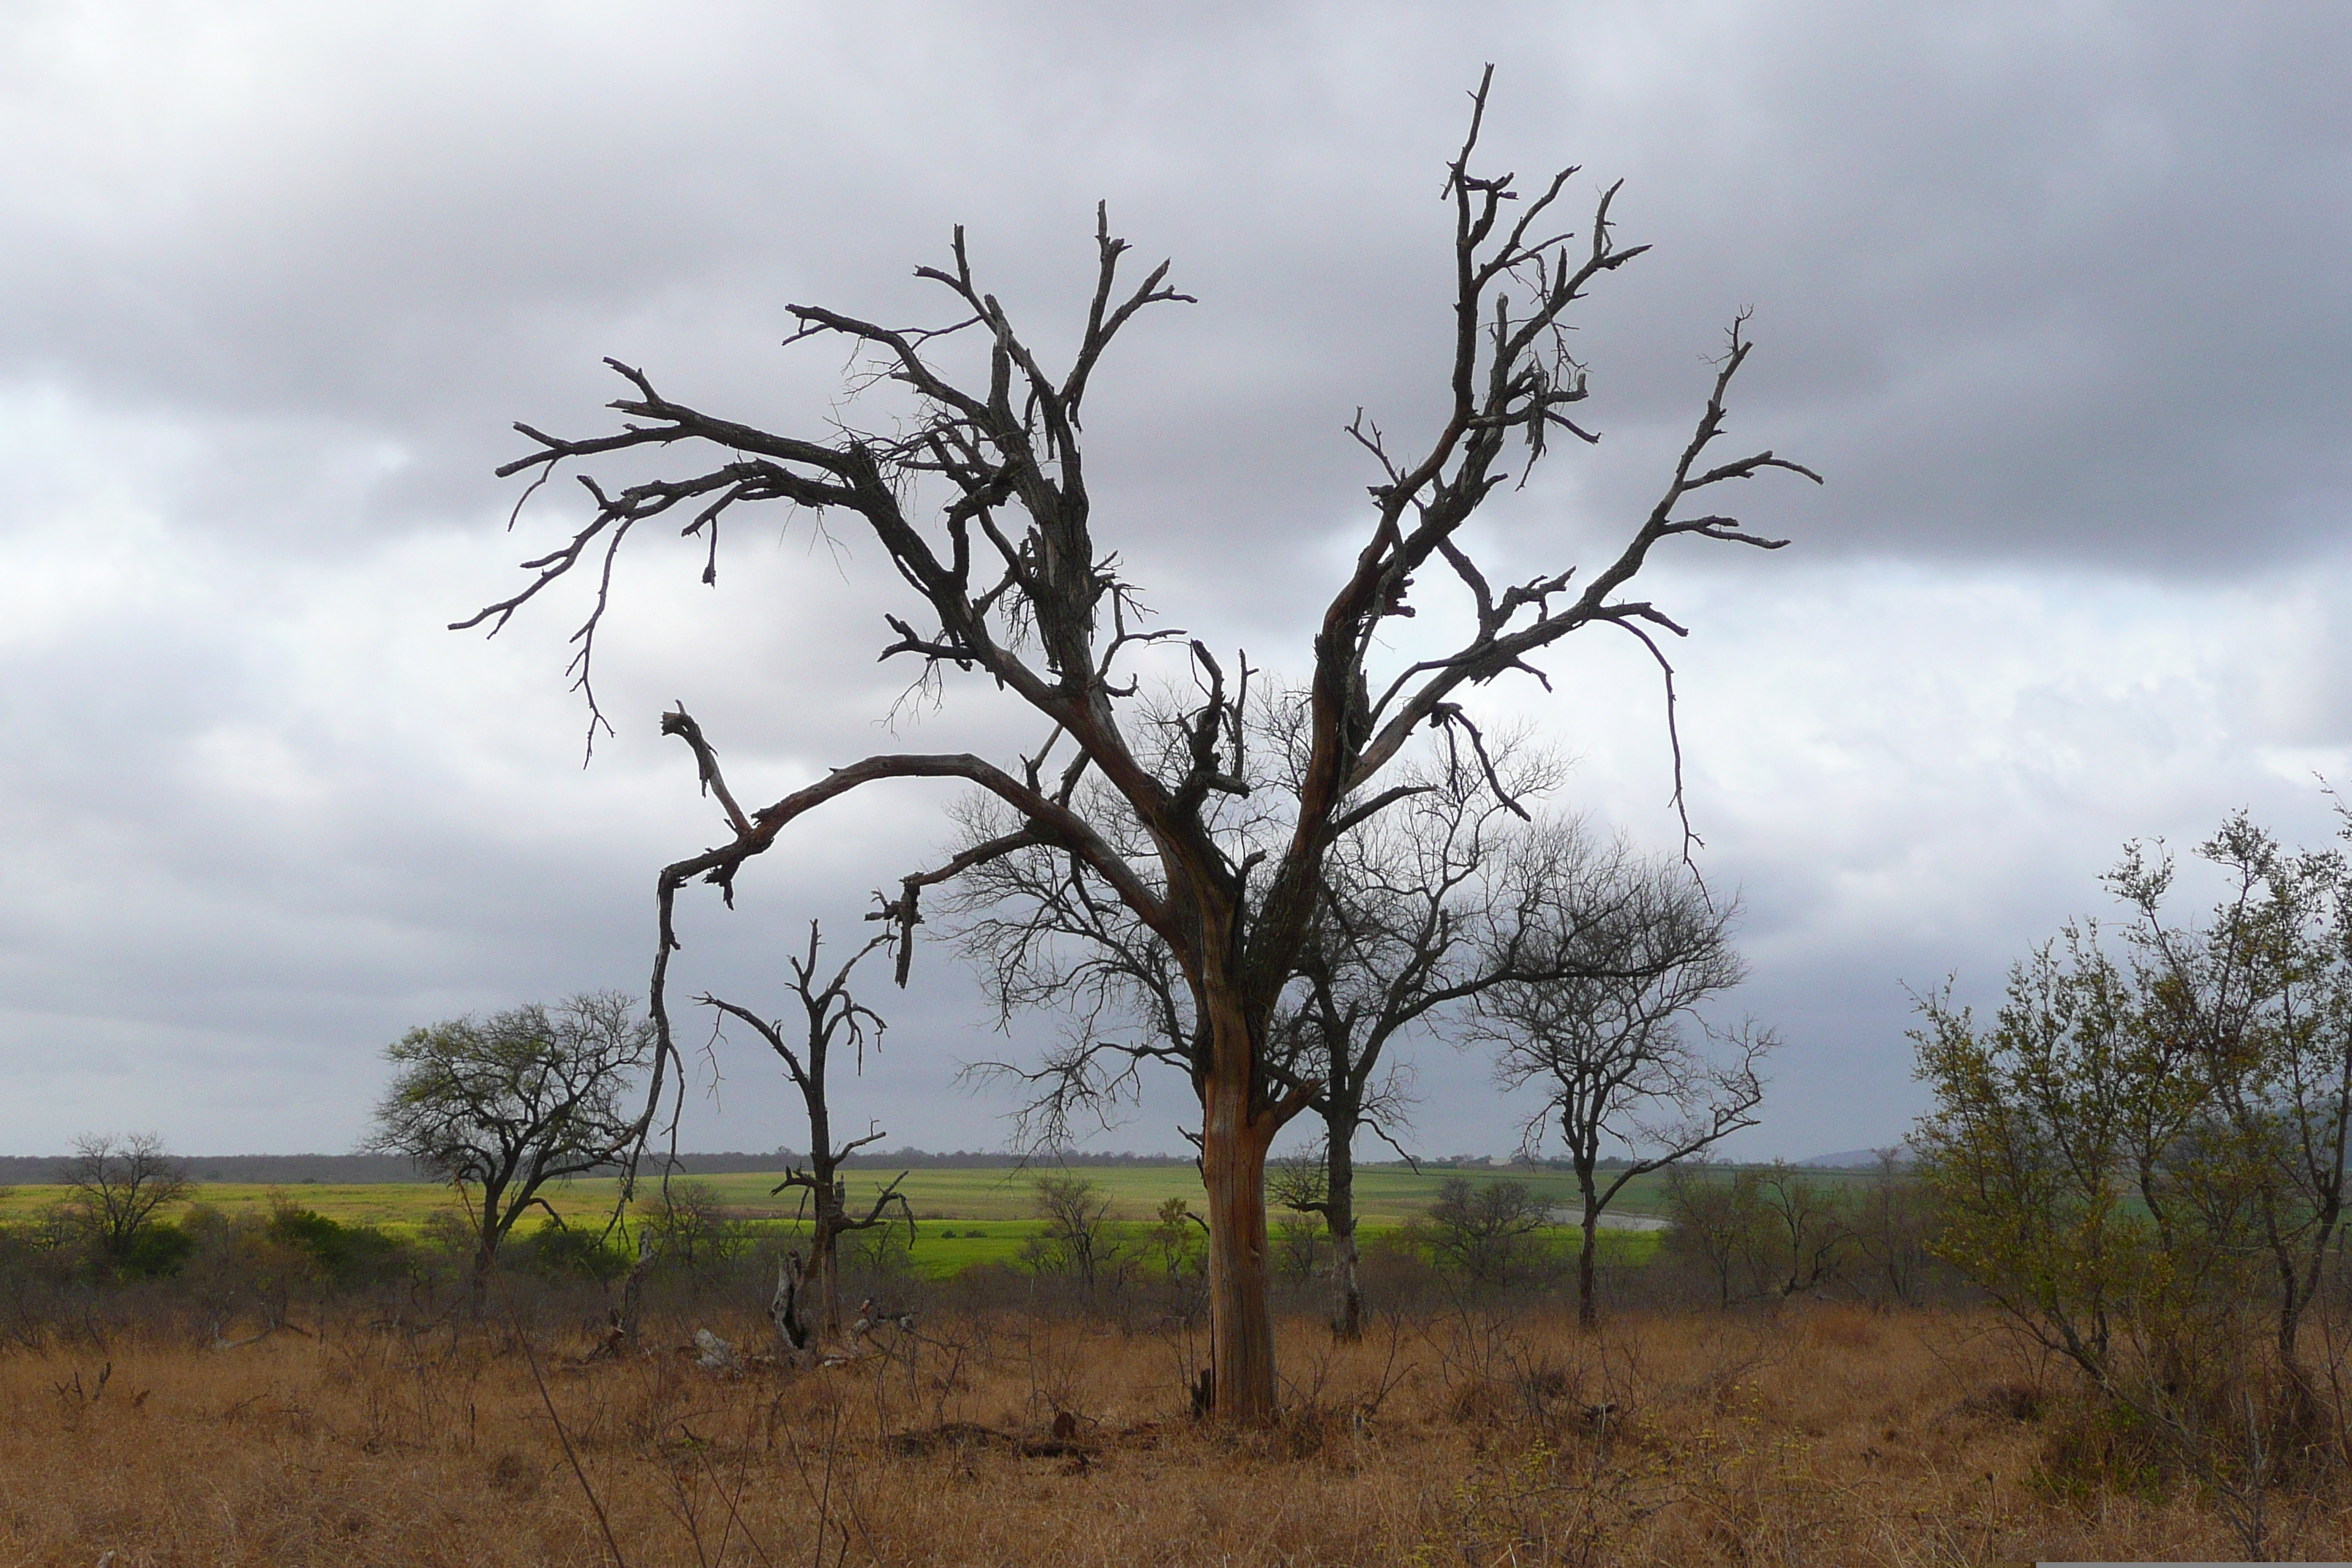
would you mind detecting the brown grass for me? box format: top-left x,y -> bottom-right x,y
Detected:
1,1298 -> 2342,1566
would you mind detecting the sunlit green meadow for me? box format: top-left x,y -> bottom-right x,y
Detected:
0,1162 -> 1680,1276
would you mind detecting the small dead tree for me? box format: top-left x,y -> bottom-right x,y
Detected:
1477,845 -> 1769,1327
1022,1171 -> 1120,1292
365,994 -> 650,1293
698,921 -> 911,1341
57,1133 -> 190,1264
1751,1161 -> 1855,1299
461,71 -> 1812,1417
1852,1147 -> 1933,1306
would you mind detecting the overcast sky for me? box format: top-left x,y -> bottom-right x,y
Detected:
3,1 -> 2348,1163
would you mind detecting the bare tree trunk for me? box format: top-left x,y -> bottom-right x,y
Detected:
470,1188 -> 504,1311
1325,1128 -> 1363,1341
1202,1044 -> 1278,1422
1578,1210 -> 1601,1331
810,1170 -> 845,1340
1576,1156 -> 1602,1331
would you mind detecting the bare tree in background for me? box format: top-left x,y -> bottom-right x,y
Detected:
1752,1160 -> 1855,1299
1422,1176 -> 1553,1289
955,735 -> 1592,1340
366,993 -> 651,1292
1272,753 -> 1563,1339
1478,845 -> 1769,1327
1661,1158 -> 1765,1309
59,1132 -> 190,1264
960,736 -> 1701,1339
461,70 -> 1812,1417
698,922 -> 912,1341
1023,1171 -> 1122,1292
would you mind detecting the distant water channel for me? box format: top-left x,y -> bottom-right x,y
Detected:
1549,1208 -> 1673,1232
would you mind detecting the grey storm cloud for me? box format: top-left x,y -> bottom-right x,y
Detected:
2,1 -> 2349,1158
7,4 -> 2345,570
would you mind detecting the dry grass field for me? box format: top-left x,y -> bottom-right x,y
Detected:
0,1297 -> 2332,1566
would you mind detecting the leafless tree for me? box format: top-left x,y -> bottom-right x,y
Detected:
962,736 -> 1711,1339
1422,1176 -> 1553,1289
1272,753 -> 1568,1339
461,70 -> 1812,1417
364,993 -> 650,1292
1852,1147 -> 1933,1306
698,921 -> 912,1341
58,1132 -> 190,1263
957,734 -> 1561,1338
638,1178 -> 750,1278
1661,1158 -> 1765,1309
1267,1151 -> 1338,1286
1022,1171 -> 1123,1292
1751,1160 -> 1855,1299
1478,845 -> 1770,1327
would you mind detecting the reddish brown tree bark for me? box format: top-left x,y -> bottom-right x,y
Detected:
461,70 -> 1812,1420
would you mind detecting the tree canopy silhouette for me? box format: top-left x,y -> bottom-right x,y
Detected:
462,69 -> 1813,1418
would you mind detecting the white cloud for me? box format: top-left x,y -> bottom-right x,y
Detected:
2,1 -> 2350,1159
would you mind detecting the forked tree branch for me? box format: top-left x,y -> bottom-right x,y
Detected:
470,76 -> 1809,1417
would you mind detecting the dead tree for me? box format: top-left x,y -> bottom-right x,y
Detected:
461,71 -> 1813,1419
770,1250 -> 810,1353
1284,775 -> 1742,1336
1476,839 -> 1770,1327
958,731 -> 1670,1340
698,921 -> 911,1341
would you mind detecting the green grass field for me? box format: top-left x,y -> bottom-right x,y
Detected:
0,1163 -> 1683,1230
0,1163 -> 1741,1276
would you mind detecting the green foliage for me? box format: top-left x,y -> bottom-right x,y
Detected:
1912,811 -> 2352,1550
117,1220 -> 194,1278
1912,928 -> 2175,1370
263,1200 -> 406,1289
516,1220 -> 630,1281
1147,1196 -> 1202,1281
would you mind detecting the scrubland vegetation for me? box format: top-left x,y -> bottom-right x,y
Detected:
21,805 -> 2352,1560
7,1149 -> 2352,1562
